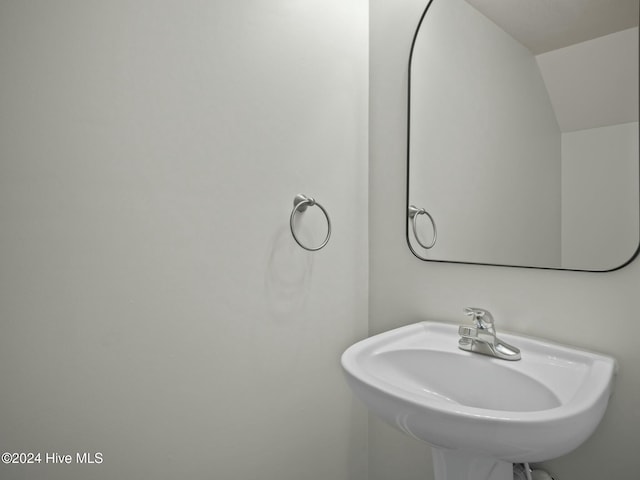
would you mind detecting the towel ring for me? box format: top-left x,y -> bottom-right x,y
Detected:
290,194 -> 331,251
409,205 -> 437,249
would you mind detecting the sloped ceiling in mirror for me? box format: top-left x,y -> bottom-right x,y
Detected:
536,28 -> 639,132
465,0 -> 639,54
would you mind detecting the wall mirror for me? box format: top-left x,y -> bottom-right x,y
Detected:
407,0 -> 640,271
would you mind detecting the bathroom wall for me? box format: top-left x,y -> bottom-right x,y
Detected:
409,0 -> 561,266
370,0 -> 640,479
0,1 -> 368,479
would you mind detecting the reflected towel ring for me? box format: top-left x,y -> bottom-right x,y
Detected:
409,205 -> 437,249
290,194 -> 331,251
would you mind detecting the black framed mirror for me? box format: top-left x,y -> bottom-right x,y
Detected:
407,0 -> 640,271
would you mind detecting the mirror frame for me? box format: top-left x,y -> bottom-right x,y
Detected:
406,0 -> 640,272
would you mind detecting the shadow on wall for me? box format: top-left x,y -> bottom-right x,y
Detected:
265,226 -> 313,322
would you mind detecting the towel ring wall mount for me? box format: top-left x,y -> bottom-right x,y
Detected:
290,194 -> 331,251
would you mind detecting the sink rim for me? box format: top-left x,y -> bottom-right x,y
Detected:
342,321 -> 617,423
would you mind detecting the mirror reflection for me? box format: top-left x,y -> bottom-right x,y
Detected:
408,0 -> 639,271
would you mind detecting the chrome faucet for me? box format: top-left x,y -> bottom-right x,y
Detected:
458,307 -> 521,361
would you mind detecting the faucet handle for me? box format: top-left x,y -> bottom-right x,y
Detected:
463,307 -> 494,328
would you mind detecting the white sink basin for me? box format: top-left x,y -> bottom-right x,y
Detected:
341,321 -> 616,479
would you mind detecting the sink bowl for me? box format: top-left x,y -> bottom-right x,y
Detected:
341,321 -> 616,479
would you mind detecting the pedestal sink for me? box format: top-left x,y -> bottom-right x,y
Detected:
341,321 -> 616,480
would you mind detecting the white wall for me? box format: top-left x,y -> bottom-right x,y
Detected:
370,1 -> 640,479
562,123 -> 640,270
0,1 -> 369,479
409,0 -> 561,267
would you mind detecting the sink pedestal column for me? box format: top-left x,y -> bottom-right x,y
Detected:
432,448 -> 513,480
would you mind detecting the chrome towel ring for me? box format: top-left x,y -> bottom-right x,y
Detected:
290,194 -> 331,251
409,205 -> 437,249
